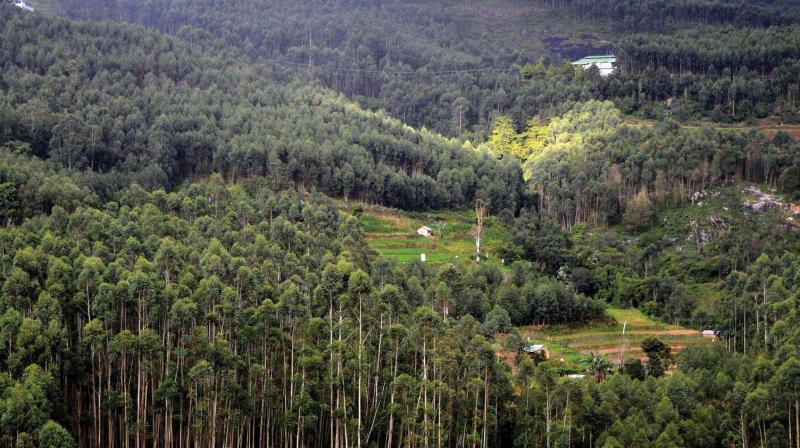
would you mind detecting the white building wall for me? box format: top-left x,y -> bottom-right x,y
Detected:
583,62 -> 615,77
13,0 -> 35,11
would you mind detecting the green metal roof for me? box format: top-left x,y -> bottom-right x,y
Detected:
572,55 -> 616,65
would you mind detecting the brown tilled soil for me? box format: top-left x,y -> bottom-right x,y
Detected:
596,345 -> 688,361
626,329 -> 698,336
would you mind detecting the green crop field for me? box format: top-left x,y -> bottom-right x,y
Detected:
358,214 -> 407,234
605,308 -> 684,330
353,205 -> 512,265
518,308 -> 717,370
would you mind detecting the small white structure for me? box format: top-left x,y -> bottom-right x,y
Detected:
701,330 -> 720,337
420,253 -> 426,262
416,226 -> 433,237
12,0 -> 34,11
572,55 -> 616,77
523,344 -> 549,360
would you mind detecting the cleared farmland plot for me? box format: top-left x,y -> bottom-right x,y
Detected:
356,206 -> 510,264
521,308 -> 717,367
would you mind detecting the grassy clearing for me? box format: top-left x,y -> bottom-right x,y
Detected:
371,247 -> 454,264
358,214 -> 407,234
605,308 -> 683,330
355,205 -> 512,265
518,308 -> 716,370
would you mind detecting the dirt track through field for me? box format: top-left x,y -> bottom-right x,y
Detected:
627,329 -> 699,336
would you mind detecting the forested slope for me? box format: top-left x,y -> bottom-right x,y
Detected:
0,5 -> 523,213
540,0 -> 800,122
46,0 -> 543,136
42,0 -> 800,134
537,0 -> 800,30
489,101 -> 800,228
0,169 -> 521,448
4,1 -> 800,448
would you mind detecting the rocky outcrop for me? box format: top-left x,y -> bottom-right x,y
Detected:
687,216 -> 728,247
691,190 -> 721,204
742,185 -> 784,211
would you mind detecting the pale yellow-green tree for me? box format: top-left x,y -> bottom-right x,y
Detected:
520,118 -> 549,156
489,115 -> 523,158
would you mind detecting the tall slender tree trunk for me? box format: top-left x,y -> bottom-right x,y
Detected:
482,368 -> 488,448
387,340 -> 399,448
357,294 -> 363,448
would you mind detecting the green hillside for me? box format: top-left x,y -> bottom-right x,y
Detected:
0,4 -> 523,212
356,205 -> 511,264
4,0 -> 800,447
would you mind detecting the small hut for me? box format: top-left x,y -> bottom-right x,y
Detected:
523,344 -> 549,361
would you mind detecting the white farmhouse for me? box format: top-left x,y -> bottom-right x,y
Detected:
12,0 -> 34,11
416,226 -> 433,238
572,55 -> 616,77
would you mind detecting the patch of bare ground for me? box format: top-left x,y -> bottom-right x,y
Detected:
627,329 -> 698,336
596,345 -> 688,362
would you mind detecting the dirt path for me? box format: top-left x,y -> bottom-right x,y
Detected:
597,345 -> 689,362
597,347 -> 640,354
627,329 -> 699,336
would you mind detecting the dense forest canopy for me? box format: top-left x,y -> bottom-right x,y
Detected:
3,0 -> 800,447
488,100 -> 800,228
536,0 -> 800,30
0,5 -> 524,213
43,0 -> 800,134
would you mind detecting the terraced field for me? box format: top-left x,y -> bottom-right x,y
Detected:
512,308 -> 717,369
357,206 -> 511,264
356,205 -> 722,372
